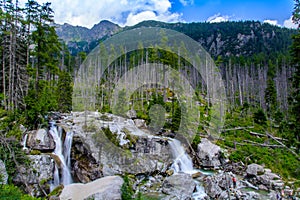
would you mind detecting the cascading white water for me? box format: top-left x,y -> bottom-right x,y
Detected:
22,134 -> 28,150
49,122 -> 73,189
64,131 -> 74,169
169,138 -> 208,198
169,139 -> 195,174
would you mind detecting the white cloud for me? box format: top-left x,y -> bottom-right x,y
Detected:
207,13 -> 230,23
263,19 -> 280,26
283,16 -> 298,29
179,0 -> 194,6
19,0 -> 182,28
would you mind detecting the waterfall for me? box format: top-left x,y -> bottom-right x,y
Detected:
22,134 -> 28,150
169,139 -> 195,174
49,122 -> 73,189
169,139 -> 208,199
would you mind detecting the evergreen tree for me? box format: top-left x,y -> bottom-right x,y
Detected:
290,0 -> 300,152
57,70 -> 73,112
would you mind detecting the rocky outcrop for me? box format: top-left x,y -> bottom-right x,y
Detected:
14,155 -> 54,197
246,164 -> 284,190
59,176 -> 123,200
26,129 -> 55,152
162,173 -> 196,200
126,109 -> 137,119
197,138 -> 224,169
0,159 -> 8,184
134,119 -> 146,128
246,163 -> 264,176
71,112 -> 171,176
71,136 -> 102,183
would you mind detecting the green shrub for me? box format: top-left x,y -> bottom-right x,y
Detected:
0,184 -> 41,200
121,175 -> 134,200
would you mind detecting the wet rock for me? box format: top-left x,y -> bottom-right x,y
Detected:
197,138 -> 223,169
162,173 -> 196,200
0,159 -> 8,184
204,172 -> 237,198
60,176 -> 123,200
244,191 -> 260,199
71,136 -> 102,183
27,129 -> 55,151
246,163 -> 264,176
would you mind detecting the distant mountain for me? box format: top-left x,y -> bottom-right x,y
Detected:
56,20 -> 297,58
55,20 -> 121,54
55,20 -> 121,42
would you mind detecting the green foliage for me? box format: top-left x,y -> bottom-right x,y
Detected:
0,184 -> 41,200
57,70 -> 73,112
113,89 -> 128,117
121,175 -> 134,200
191,134 -> 201,150
82,122 -> 97,132
253,109 -> 267,126
48,184 -> 64,198
290,1 -> 300,152
101,127 -> 119,147
24,80 -> 58,128
30,150 -> 41,155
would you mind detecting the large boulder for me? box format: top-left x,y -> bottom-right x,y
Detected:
26,129 -> 55,151
14,155 -> 54,197
0,159 -> 8,184
71,112 -> 171,176
246,163 -> 264,176
246,164 -> 284,190
204,172 -> 232,198
197,138 -> 223,169
134,119 -> 146,128
162,173 -> 196,199
126,109 -> 137,119
60,176 -> 123,200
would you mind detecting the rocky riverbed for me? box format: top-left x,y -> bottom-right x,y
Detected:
1,111 -> 298,199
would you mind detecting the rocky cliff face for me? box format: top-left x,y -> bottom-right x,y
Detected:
69,112 -> 171,177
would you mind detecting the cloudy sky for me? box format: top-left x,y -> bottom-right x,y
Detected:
20,0 -> 297,29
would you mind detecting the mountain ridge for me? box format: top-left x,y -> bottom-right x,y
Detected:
56,20 -> 297,58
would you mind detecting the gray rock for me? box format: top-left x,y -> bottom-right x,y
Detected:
126,109 -> 137,119
0,159 -> 8,184
14,155 -> 54,197
197,138 -> 223,169
71,112 -> 171,176
71,136 -> 102,183
204,172 -> 228,198
257,171 -> 284,190
162,173 -> 196,200
244,191 -> 260,199
246,163 -> 264,176
60,176 -> 123,200
27,129 -> 55,151
134,119 -> 146,128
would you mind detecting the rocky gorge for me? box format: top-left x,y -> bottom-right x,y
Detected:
1,111 -> 298,199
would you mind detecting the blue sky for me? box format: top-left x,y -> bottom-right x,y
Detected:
20,0 -> 297,28
170,0 -> 294,25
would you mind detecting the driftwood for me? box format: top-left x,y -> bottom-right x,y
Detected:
239,180 -> 258,190
222,126 -> 254,132
266,132 -> 300,160
242,140 -> 285,148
